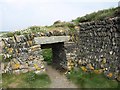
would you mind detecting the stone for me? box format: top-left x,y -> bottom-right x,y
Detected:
34,36 -> 70,45
107,72 -> 113,78
14,35 -> 21,42
21,69 -> 28,73
81,66 -> 87,72
116,75 -> 120,81
109,51 -> 113,55
40,32 -> 45,36
40,65 -> 45,69
29,45 -> 41,52
35,69 -> 46,75
94,69 -> 103,74
28,59 -> 33,64
1,63 -> 4,71
3,54 -> 12,59
87,64 -> 94,70
28,40 -> 33,46
11,63 -> 20,70
101,58 -> 106,64
28,67 -> 36,71
12,58 -> 20,64
28,56 -> 34,60
13,70 -> 21,75
20,64 -> 28,69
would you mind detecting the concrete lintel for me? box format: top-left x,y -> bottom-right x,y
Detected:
34,36 -> 70,45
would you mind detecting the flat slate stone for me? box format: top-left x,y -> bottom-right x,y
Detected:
34,36 -> 70,45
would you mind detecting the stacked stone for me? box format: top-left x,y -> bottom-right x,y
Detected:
1,29 -> 68,74
28,27 -> 67,36
77,17 -> 120,80
64,42 -> 78,70
1,33 -> 45,74
0,38 -> 2,86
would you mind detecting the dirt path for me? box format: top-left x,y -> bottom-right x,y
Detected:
46,65 -> 78,88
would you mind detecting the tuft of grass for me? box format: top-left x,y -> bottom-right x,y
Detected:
66,68 -> 119,88
42,49 -> 52,65
5,32 -> 14,37
2,72 -> 51,88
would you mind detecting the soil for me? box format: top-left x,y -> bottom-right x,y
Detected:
46,65 -> 78,88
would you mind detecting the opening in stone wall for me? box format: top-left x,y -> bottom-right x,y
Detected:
41,42 -> 67,70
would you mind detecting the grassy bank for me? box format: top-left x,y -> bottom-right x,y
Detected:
72,7 -> 120,24
2,72 -> 51,88
66,68 -> 119,88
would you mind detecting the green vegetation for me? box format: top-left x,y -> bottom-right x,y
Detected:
15,31 -> 21,35
72,7 -> 120,24
66,68 -> 119,88
5,32 -> 14,37
0,54 -> 2,62
42,49 -> 53,65
0,74 -> 2,88
2,72 -> 51,88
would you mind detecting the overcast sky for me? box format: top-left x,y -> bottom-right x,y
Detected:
0,0 -> 119,31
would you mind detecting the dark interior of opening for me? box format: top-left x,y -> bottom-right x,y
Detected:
41,42 -> 67,70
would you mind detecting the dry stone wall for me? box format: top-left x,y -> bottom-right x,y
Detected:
64,42 -> 78,71
1,16 -> 120,81
1,34 -> 45,74
76,17 -> 120,80
1,31 -> 68,74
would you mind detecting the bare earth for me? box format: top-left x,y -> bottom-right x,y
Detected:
46,65 -> 78,88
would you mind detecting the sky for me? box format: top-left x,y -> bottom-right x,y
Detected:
0,0 -> 119,31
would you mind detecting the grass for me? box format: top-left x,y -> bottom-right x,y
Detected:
2,72 -> 51,88
0,74 -> 2,88
72,7 -> 119,24
66,68 -> 119,88
42,48 -> 53,65
0,54 -> 2,62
